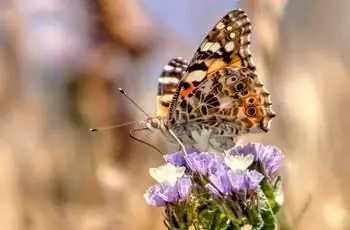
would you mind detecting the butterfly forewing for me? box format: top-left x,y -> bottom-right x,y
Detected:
169,9 -> 255,116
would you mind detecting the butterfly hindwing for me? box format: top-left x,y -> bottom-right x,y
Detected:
170,66 -> 274,150
156,57 -> 188,117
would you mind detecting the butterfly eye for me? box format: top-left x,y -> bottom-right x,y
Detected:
234,81 -> 246,92
245,106 -> 257,117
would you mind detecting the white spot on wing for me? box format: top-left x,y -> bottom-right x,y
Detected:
209,42 -> 221,52
224,41 -> 235,52
175,67 -> 183,73
186,70 -> 206,82
226,26 -> 233,31
164,65 -> 174,71
216,22 -> 225,30
160,94 -> 174,102
200,42 -> 213,52
158,77 -> 180,84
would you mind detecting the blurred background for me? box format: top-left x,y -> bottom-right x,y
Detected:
1,0 -> 350,229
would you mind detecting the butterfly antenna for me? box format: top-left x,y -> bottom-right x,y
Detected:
89,121 -> 139,132
118,88 -> 151,118
129,127 -> 163,155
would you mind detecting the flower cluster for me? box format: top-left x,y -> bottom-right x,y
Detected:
144,143 -> 284,229
144,163 -> 192,206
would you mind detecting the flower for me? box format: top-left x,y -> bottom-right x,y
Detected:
176,177 -> 192,201
227,170 -> 246,193
145,143 -> 284,229
163,148 -> 198,167
230,143 -> 284,177
149,163 -> 186,185
144,177 -> 192,206
209,171 -> 232,195
184,152 -> 212,174
144,182 -> 177,206
207,154 -> 227,175
164,151 -> 186,166
208,169 -> 264,195
244,170 -> 264,191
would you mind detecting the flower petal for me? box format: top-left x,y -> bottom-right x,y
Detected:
209,171 -> 231,194
227,170 -> 246,193
184,153 -> 211,174
176,177 -> 192,201
224,154 -> 254,171
163,151 -> 186,166
144,185 -> 166,206
149,163 -> 186,185
244,170 -> 264,191
157,182 -> 179,203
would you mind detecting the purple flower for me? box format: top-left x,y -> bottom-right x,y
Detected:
227,170 -> 246,193
208,169 -> 263,196
209,171 -> 232,195
144,177 -> 192,206
184,153 -> 212,174
164,151 -> 186,167
231,143 -> 284,177
176,177 -> 192,201
163,148 -> 198,167
207,155 -> 227,175
244,170 -> 264,191
144,182 -> 177,206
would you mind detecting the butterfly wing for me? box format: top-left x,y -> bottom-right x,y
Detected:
169,9 -> 255,115
156,57 -> 188,117
167,9 -> 275,150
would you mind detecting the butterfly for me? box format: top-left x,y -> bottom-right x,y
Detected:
145,9 -> 275,153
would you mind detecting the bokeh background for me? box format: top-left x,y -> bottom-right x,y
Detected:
1,0 -> 349,229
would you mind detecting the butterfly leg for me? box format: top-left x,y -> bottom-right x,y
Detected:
168,129 -> 187,155
191,129 -> 212,152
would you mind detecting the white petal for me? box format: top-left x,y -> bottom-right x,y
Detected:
149,163 -> 186,185
224,154 -> 254,171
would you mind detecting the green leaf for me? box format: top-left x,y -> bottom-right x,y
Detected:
246,205 -> 263,230
260,178 -> 281,214
258,190 -> 277,230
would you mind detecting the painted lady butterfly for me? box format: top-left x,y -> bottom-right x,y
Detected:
146,9 -> 275,153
